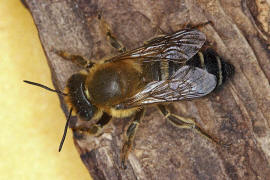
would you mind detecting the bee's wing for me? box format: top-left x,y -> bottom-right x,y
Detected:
116,66 -> 217,108
106,29 -> 206,64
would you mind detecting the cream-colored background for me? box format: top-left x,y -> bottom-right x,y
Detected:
0,1 -> 90,179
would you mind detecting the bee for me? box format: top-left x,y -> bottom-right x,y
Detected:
24,25 -> 234,169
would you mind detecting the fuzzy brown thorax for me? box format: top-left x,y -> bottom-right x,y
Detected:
86,61 -> 143,107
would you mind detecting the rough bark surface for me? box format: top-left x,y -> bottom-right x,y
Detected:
24,0 -> 270,179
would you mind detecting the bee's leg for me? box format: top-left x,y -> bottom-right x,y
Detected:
157,104 -> 219,145
53,50 -> 95,69
73,113 -> 112,137
121,108 -> 145,169
185,21 -> 213,30
98,14 -> 126,53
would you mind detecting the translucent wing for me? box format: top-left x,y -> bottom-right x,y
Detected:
106,29 -> 206,64
116,66 -> 217,109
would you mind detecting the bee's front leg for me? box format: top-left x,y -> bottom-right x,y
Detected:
53,49 -> 95,69
73,113 -> 112,137
121,108 -> 145,169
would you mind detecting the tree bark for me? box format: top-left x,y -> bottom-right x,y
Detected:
24,0 -> 270,179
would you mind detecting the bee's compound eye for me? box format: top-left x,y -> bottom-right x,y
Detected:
66,73 -> 98,121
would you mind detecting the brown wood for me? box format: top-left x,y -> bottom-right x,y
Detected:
24,0 -> 270,179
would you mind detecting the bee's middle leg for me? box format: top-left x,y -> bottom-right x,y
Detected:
121,108 -> 145,169
157,104 -> 220,145
98,14 -> 126,53
185,21 -> 213,29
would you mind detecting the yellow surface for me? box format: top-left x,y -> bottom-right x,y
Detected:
0,1 -> 91,179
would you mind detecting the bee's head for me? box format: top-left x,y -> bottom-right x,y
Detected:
65,73 -> 100,121
23,72 -> 100,152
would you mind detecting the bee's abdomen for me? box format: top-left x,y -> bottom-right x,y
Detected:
144,48 -> 234,87
186,49 -> 234,88
142,61 -> 162,81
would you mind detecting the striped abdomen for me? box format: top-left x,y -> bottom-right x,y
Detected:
186,49 -> 234,88
142,48 -> 234,89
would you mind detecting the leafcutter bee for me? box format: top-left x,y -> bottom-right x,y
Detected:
24,26 -> 234,169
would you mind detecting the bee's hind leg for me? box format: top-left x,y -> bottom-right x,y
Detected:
98,13 -> 126,53
157,104 -> 221,145
53,50 -> 95,69
121,108 -> 145,169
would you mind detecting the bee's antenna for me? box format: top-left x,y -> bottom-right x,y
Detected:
59,108 -> 73,152
23,80 -> 67,96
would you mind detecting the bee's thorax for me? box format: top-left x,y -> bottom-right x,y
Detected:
86,61 -> 143,107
